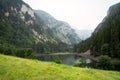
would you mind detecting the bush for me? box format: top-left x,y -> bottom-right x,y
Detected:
54,56 -> 62,64
97,55 -> 114,70
74,58 -> 87,67
73,62 -> 81,67
16,48 -> 35,59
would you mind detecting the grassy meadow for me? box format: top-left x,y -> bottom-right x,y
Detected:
0,54 -> 120,80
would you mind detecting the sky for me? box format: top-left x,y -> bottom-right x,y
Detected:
23,0 -> 120,30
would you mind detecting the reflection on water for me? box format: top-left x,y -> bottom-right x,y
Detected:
36,54 -> 91,66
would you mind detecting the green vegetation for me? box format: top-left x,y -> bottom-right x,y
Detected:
53,56 -> 62,64
74,3 -> 120,70
74,58 -> 87,68
97,55 -> 114,70
74,38 -> 91,53
0,0 -> 76,55
0,54 -> 120,80
0,43 -> 35,59
73,62 -> 81,67
75,3 -> 120,57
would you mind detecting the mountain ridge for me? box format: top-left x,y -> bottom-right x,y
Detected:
0,0 -> 81,54
34,10 -> 81,45
75,29 -> 93,40
75,2 -> 120,59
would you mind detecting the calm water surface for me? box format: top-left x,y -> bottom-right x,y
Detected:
36,53 -> 91,65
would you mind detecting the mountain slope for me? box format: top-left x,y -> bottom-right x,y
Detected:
0,54 -> 120,80
74,2 -> 120,71
35,10 -> 80,45
0,0 -> 36,47
75,2 -> 120,58
90,2 -> 120,58
0,0 -> 80,54
75,29 -> 93,40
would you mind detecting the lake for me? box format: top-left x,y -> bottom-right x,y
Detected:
36,53 -> 91,66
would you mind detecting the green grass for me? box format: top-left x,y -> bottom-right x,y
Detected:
0,54 -> 120,80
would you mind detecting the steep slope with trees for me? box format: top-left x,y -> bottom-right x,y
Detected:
90,2 -> 120,58
74,3 -> 120,70
75,2 -> 120,58
0,0 -> 81,55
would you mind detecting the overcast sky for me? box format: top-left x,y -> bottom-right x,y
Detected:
23,0 -> 120,30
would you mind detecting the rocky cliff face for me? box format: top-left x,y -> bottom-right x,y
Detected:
0,0 -> 35,47
0,0 -> 80,53
35,10 -> 80,45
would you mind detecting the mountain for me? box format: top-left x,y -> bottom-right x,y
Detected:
34,10 -> 80,45
90,2 -> 120,58
74,2 -> 120,71
75,29 -> 93,40
0,0 -> 80,54
75,2 -> 120,58
0,0 -> 35,47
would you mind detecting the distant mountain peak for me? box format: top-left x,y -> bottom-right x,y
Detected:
75,29 -> 93,40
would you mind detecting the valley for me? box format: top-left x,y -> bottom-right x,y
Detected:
0,0 -> 120,79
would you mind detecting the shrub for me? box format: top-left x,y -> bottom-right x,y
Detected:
54,56 -> 62,64
73,62 -> 81,67
97,55 -> 114,70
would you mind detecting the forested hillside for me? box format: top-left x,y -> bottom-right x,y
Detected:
75,3 -> 120,70
75,2 -> 120,58
90,3 -> 120,58
0,0 -> 80,57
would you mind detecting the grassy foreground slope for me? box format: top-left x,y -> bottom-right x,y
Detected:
0,54 -> 120,80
